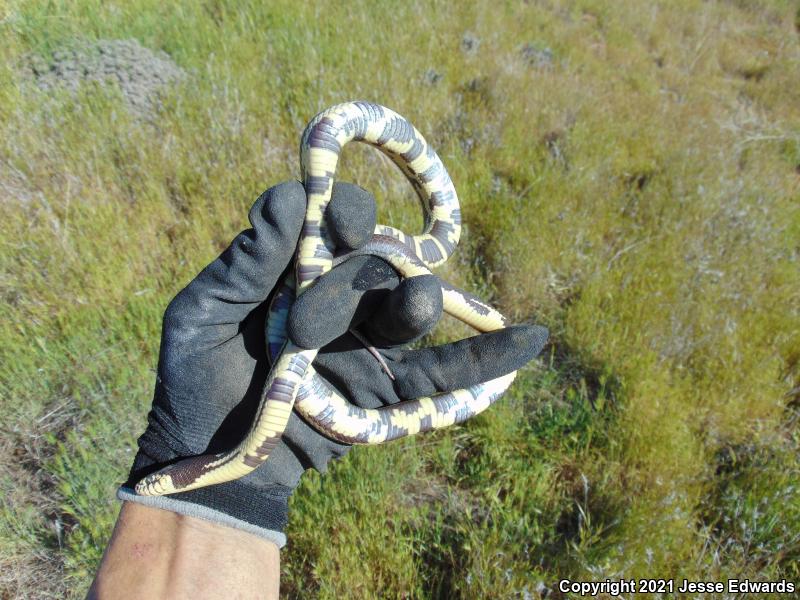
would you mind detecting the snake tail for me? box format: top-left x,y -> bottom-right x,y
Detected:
136,101 -> 515,496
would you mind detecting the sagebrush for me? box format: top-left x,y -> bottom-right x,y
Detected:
1,1 -> 798,598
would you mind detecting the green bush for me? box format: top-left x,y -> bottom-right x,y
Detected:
1,0 -> 798,597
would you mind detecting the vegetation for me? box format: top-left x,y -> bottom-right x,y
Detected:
1,0 -> 798,597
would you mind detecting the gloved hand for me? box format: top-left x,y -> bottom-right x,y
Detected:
118,180 -> 549,549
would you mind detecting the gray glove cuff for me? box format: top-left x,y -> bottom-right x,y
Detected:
116,486 -> 288,548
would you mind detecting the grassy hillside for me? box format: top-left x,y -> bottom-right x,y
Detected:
1,0 -> 798,597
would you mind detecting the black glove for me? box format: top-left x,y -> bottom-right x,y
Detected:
118,181 -> 549,548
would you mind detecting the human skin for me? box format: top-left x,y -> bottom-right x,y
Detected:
87,502 -> 279,600
87,181 -> 548,599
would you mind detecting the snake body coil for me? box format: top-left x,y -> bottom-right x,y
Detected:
135,101 -> 516,496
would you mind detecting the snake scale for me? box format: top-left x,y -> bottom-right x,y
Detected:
135,101 -> 517,496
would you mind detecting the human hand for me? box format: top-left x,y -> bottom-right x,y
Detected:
119,180 -> 548,548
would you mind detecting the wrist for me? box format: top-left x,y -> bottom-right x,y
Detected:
89,502 -> 279,599
117,482 -> 290,548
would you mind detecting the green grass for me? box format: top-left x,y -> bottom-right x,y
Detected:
1,0 -> 799,597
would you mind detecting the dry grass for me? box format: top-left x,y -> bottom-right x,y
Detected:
1,0 -> 798,597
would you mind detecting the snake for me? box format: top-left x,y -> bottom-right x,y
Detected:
135,101 -> 517,496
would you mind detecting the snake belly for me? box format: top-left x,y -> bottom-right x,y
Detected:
135,101 -> 514,496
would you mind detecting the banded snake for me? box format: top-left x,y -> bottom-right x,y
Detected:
135,101 -> 516,496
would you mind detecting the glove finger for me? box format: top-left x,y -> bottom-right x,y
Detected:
287,251 -> 444,350
313,333 -> 406,409
327,182 -> 377,250
392,325 -> 550,400
164,181 -> 306,333
311,325 -> 548,410
287,255 -> 400,349
361,274 -> 443,348
163,181 -> 375,338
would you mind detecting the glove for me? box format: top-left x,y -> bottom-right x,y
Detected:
118,180 -> 549,548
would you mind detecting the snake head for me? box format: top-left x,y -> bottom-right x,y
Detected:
134,472 -> 175,496
134,452 -> 238,496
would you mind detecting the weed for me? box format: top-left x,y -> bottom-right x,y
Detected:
1,0 -> 798,597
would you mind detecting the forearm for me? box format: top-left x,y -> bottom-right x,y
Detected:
88,502 -> 279,600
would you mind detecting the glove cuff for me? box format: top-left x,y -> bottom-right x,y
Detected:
116,484 -> 289,549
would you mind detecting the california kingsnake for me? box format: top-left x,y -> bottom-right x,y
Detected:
135,101 -> 516,495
